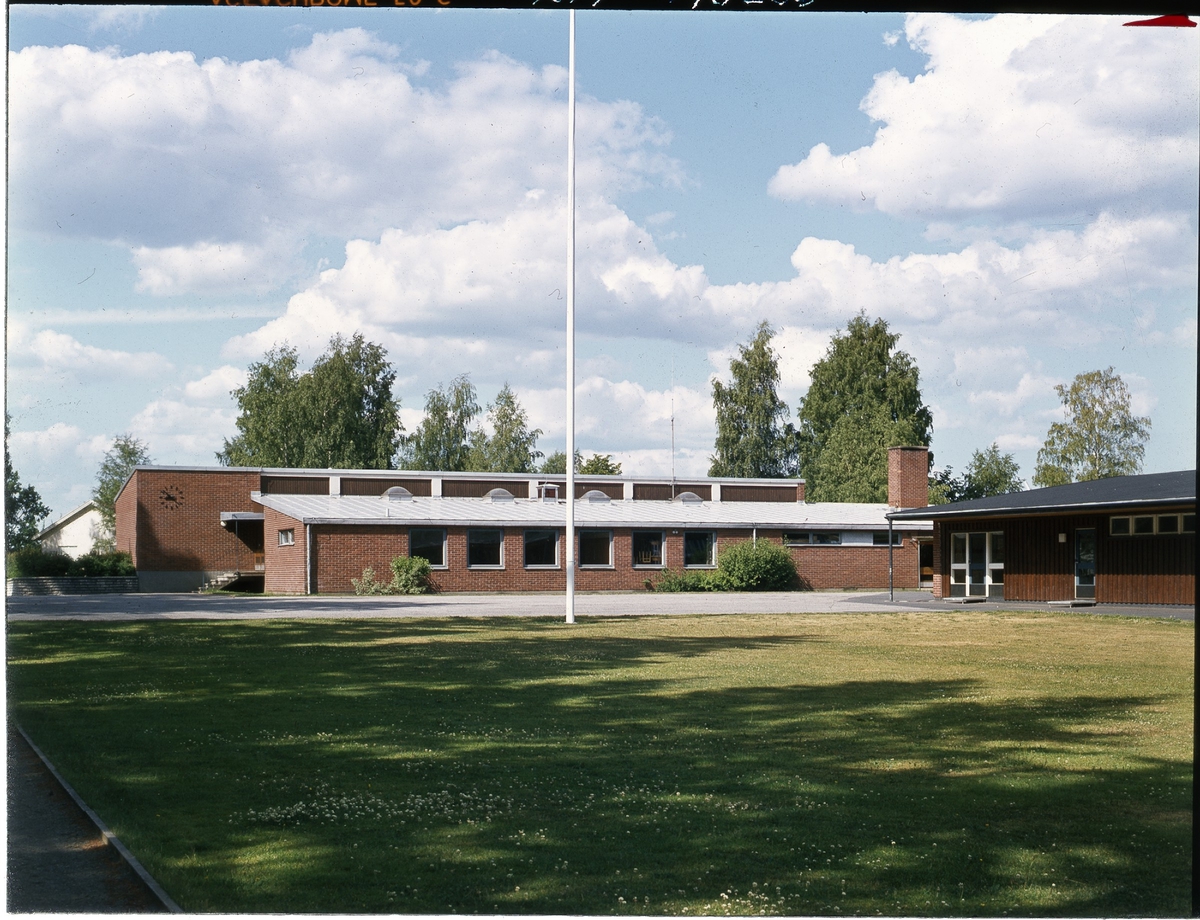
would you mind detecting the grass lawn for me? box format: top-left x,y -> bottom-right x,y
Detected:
6,611 -> 1192,915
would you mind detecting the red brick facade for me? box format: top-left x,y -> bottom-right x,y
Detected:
888,446 -> 929,509
115,468 -> 262,590
264,508 -> 308,595
299,525 -> 922,595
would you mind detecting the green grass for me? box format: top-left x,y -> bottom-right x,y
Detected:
6,611 -> 1192,915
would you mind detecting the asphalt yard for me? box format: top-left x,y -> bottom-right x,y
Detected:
5,590 -> 1192,621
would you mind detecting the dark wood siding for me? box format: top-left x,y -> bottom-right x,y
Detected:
721,484 -> 799,503
340,477 -> 433,497
633,484 -> 674,501
941,508 -> 1195,604
442,479 -> 531,499
261,476 -> 329,495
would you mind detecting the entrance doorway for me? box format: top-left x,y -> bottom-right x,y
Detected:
1075,528 -> 1096,599
918,538 -> 934,589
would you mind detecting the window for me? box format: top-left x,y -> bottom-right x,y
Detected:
632,531 -> 664,567
872,531 -> 903,546
949,531 -> 1004,598
579,530 -> 613,567
410,528 -> 446,568
278,529 -> 295,546
1183,514 -> 1196,533
1133,516 -> 1155,535
782,532 -> 810,546
468,529 -> 504,568
1157,514 -> 1179,534
683,532 -> 715,567
812,532 -> 841,545
1110,516 -> 1131,536
524,530 -> 558,567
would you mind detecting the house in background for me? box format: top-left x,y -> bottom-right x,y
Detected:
114,447 -> 934,594
37,501 -> 104,559
886,470 -> 1196,605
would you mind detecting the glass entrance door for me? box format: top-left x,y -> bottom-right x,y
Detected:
1075,528 -> 1096,599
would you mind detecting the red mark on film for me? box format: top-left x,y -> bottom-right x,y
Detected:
1123,14 -> 1196,26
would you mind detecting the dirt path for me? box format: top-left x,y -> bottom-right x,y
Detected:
7,724 -> 169,913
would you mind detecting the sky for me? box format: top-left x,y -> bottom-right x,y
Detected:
6,7 -> 1198,522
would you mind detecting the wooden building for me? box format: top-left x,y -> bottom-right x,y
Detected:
886,470 -> 1196,605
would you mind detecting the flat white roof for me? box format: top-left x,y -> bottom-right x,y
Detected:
255,493 -> 931,531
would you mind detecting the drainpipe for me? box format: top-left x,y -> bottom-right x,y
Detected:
888,519 -> 894,602
305,524 -> 312,596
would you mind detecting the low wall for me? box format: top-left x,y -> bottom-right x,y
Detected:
6,576 -> 140,597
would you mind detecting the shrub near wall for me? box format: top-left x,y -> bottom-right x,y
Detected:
6,547 -> 136,578
650,540 -> 805,592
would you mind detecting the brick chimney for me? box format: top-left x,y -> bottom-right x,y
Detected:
888,446 -> 929,508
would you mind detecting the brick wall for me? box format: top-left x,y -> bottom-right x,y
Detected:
888,446 -> 929,509
115,472 -> 138,561
128,469 -> 262,574
307,525 -> 923,594
264,508 -> 308,594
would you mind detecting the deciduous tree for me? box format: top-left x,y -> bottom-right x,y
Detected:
710,321 -> 799,478
929,443 -> 1023,504
797,314 -> 932,501
220,335 -> 402,469
5,415 -> 51,552
579,453 -> 622,475
1033,368 -> 1151,487
93,434 -> 152,549
467,384 -> 543,473
397,375 -> 480,472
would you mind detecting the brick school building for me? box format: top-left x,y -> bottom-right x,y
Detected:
115,446 -> 934,594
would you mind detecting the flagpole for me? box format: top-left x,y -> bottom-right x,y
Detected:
565,8 -> 576,625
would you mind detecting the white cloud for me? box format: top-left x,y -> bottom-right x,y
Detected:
183,365 -> 247,403
769,15 -> 1199,222
10,32 -> 679,294
15,329 -> 172,378
128,398 -> 237,464
133,241 -> 293,296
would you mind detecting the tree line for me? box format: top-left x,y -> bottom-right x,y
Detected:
4,323 -> 1154,555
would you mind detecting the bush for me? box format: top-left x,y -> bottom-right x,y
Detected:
714,539 -> 800,591
389,556 -> 432,595
651,569 -> 717,593
6,546 -> 73,578
352,557 -> 432,596
72,551 -> 136,577
5,547 -> 135,579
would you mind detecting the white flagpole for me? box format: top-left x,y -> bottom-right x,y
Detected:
565,8 -> 576,625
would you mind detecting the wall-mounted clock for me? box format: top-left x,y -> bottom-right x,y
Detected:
159,485 -> 184,510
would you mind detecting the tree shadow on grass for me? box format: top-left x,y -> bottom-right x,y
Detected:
7,620 -> 1192,916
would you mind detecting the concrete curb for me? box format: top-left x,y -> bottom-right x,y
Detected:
13,723 -> 183,913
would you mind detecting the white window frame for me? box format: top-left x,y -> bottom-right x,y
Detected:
467,528 -> 505,569
578,529 -> 614,568
632,530 -> 665,568
523,529 -> 560,569
410,528 -> 448,569
683,531 -> 716,568
949,531 -> 1004,598
278,529 -> 295,547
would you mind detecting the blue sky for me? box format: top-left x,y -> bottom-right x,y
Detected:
7,7 -> 1197,520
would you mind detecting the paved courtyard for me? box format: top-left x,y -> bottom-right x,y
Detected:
5,590 -> 1192,621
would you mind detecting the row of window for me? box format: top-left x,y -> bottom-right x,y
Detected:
410,528 -> 717,570
1110,514 -> 1195,536
783,531 -> 903,546
277,526 -> 908,558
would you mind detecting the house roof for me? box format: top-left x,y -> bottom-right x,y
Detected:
35,501 -> 99,541
254,492 -> 932,532
886,470 -> 1196,522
